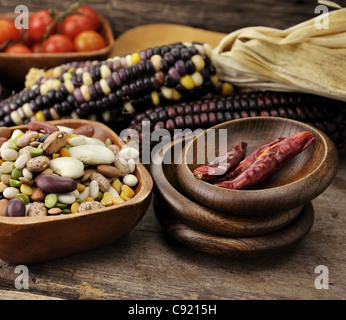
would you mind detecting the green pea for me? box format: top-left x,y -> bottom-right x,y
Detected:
75,198 -> 83,204
9,179 -> 22,188
95,191 -> 103,201
9,139 -> 19,151
11,168 -> 22,180
56,202 -> 68,209
15,193 -> 30,205
44,193 -> 58,208
29,147 -> 44,157
61,208 -> 71,214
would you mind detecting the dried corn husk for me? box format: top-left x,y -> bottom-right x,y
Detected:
212,5 -> 346,102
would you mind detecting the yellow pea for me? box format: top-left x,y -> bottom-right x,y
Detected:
121,185 -> 135,198
20,184 -> 33,196
71,202 -> 80,213
76,183 -> 86,192
59,147 -> 70,157
112,196 -> 125,205
101,192 -> 113,206
120,192 -> 131,201
112,179 -> 122,194
86,197 -> 94,202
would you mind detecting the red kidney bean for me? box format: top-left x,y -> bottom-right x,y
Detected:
27,121 -> 59,134
73,124 -> 95,137
35,174 -> 77,193
193,142 -> 247,180
214,131 -> 315,190
6,198 -> 26,217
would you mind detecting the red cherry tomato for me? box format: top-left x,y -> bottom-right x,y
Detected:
5,44 -> 32,54
28,10 -> 56,43
42,34 -> 74,53
75,6 -> 100,30
0,19 -> 21,45
74,31 -> 105,52
61,14 -> 96,41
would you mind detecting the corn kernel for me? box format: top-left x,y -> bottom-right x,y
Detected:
76,183 -> 86,192
180,75 -> 195,90
222,82 -> 234,96
161,86 -> 173,100
59,147 -> 70,157
150,55 -> 162,72
100,65 -> 111,78
10,111 -> 23,125
71,202 -> 80,213
22,103 -> 34,118
52,153 -> 59,159
210,75 -> 219,85
64,79 -> 75,94
121,185 -> 135,198
101,192 -> 113,206
80,85 -> 91,102
172,89 -> 182,100
191,72 -> 203,87
63,72 -> 72,81
125,54 -> 133,67
82,72 -> 93,85
112,196 -> 125,205
35,110 -> 45,122
100,79 -> 111,95
191,54 -> 205,71
112,179 -> 122,194
151,91 -> 160,106
0,159 -> 3,166
20,184 -> 33,196
131,52 -> 141,65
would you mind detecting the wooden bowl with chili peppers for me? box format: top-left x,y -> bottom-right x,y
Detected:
176,117 -> 339,216
150,137 -> 315,257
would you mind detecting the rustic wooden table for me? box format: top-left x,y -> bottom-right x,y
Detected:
0,148 -> 345,300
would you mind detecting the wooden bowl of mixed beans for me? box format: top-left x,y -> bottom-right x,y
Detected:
175,117 -> 339,216
0,119 -> 152,264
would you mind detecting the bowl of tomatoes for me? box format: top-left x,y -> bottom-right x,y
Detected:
0,4 -> 114,88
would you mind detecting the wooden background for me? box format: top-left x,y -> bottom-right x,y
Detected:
1,0 -> 345,37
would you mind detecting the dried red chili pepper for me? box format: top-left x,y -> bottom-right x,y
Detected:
212,137 -> 285,182
213,131 -> 315,190
193,142 -> 247,180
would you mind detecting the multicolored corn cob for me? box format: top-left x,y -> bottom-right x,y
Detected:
0,42 -> 231,128
128,91 -> 346,149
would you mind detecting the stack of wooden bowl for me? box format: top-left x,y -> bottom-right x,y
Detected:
150,117 -> 339,258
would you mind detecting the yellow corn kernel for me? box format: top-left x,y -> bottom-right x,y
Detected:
52,153 -> 59,159
101,192 -> 113,206
125,54 -> 133,67
221,82 -> 234,96
100,79 -> 111,95
76,183 -> 86,192
210,75 -> 219,85
112,196 -> 125,205
172,89 -> 182,100
35,110 -> 45,122
80,85 -> 91,102
100,65 -> 111,78
120,192 -> 131,201
0,159 -> 3,166
71,202 -> 80,213
14,132 -> 24,139
63,72 -> 72,81
38,133 -> 45,138
180,75 -> 195,90
121,185 -> 135,198
112,179 -> 122,194
191,54 -> 205,71
151,91 -> 160,106
20,184 -> 33,196
59,147 -> 71,157
86,197 -> 94,202
131,52 -> 141,65
82,72 -> 93,85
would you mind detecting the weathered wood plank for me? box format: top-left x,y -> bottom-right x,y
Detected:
0,0 -> 340,37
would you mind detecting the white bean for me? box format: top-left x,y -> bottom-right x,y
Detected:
0,161 -> 15,174
123,174 -> 138,187
15,154 -> 29,169
3,187 -> 20,199
57,193 -> 76,204
0,141 -> 10,152
1,149 -> 19,161
11,129 -> 23,139
89,180 -> 99,199
128,159 -> 136,173
78,186 -> 90,202
119,147 -> 139,160
69,136 -> 86,147
108,186 -> 119,198
22,167 -> 33,180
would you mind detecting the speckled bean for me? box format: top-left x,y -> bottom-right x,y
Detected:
28,201 -> 47,217
26,156 -> 50,172
16,131 -> 39,148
